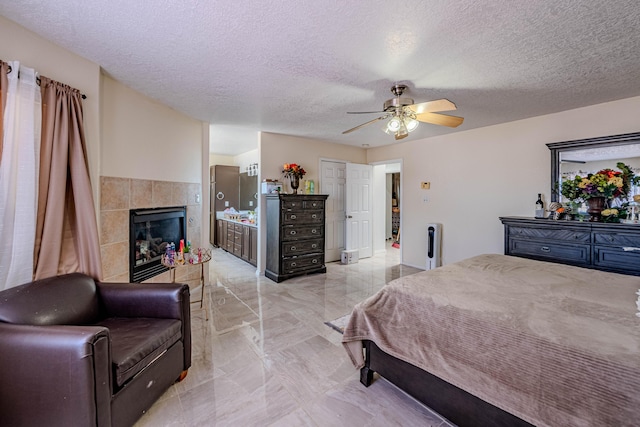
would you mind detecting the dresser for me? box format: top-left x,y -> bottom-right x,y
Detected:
500,216 -> 640,276
266,194 -> 328,282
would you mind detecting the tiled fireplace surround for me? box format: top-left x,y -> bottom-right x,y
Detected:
100,176 -> 203,284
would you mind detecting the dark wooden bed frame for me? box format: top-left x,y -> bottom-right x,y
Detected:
360,340 -> 534,427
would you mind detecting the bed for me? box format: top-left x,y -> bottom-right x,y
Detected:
342,254 -> 640,427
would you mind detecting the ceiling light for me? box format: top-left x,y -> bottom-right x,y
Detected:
405,117 -> 419,132
386,116 -> 402,132
395,121 -> 409,140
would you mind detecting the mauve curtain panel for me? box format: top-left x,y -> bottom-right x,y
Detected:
34,77 -> 103,280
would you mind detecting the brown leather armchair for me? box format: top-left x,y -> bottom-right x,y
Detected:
0,273 -> 191,427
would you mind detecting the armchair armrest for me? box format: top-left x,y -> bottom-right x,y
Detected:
0,323 -> 112,427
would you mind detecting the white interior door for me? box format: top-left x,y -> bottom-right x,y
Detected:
346,163 -> 373,259
320,160 -> 346,262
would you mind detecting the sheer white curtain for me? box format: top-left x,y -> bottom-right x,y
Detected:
0,61 -> 42,290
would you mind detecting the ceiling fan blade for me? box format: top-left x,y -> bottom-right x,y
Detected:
342,115 -> 389,134
416,112 -> 464,128
347,110 -> 386,114
409,99 -> 457,114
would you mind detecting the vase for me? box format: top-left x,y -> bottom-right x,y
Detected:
586,196 -> 607,222
289,175 -> 300,194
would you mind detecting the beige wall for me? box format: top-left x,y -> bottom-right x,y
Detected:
99,74 -> 206,282
0,15 -> 101,205
101,75 -> 203,183
258,132 -> 367,272
1,15 -> 208,281
367,95 -> 640,269
209,154 -> 235,166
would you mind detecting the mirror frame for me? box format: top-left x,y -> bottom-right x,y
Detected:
546,131 -> 640,202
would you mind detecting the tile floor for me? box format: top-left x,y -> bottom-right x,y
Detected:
135,244 -> 455,426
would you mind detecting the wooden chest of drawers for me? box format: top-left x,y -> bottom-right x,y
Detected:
500,217 -> 640,276
265,194 -> 328,282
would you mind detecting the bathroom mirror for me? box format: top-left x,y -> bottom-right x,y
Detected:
547,132 -> 640,202
239,172 -> 258,210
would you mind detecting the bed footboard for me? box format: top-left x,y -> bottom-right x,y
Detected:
361,340 -> 533,427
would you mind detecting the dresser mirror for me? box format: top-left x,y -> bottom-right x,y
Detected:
547,132 -> 640,202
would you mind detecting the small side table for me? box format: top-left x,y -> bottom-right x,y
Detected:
162,251 -> 211,321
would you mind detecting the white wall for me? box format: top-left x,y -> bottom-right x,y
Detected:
367,95 -> 640,269
234,149 -> 259,172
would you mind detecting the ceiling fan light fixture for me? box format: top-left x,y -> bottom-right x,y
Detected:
342,83 -> 463,137
386,116 -> 402,132
405,116 -> 419,132
394,121 -> 409,140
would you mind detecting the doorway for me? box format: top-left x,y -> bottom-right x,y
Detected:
321,159 -> 399,264
371,161 -> 402,261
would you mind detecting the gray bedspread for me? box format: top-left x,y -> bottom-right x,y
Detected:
342,254 -> 640,427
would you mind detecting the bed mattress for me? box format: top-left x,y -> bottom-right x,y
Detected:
342,254 -> 640,427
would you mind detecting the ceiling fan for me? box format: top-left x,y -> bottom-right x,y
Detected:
342,84 -> 464,140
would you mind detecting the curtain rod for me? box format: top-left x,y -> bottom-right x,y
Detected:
6,64 -> 87,100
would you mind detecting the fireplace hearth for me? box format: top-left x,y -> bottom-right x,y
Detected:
129,206 -> 186,282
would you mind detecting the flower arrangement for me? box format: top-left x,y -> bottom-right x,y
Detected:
282,163 -> 306,179
601,208 -> 619,223
561,162 -> 638,202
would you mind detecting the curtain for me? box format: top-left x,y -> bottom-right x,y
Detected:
0,60 -> 8,161
34,77 -> 102,280
0,62 -> 42,290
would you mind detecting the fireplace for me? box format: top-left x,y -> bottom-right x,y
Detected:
129,206 -> 186,282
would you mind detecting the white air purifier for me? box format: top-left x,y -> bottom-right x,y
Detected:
426,223 -> 442,270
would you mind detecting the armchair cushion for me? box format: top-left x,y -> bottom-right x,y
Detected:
96,317 -> 182,387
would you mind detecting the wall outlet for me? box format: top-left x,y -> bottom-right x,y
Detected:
421,182 -> 431,189
225,201 -> 229,207
249,201 -> 253,206
195,194 -> 201,203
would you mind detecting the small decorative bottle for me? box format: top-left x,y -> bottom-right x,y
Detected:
535,194 -> 544,218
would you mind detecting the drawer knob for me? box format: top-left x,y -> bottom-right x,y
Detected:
540,246 -> 550,253
291,262 -> 297,267
290,230 -> 297,235
291,246 -> 297,251
312,229 -> 317,234
311,244 -> 317,248
312,259 -> 318,264
312,214 -> 317,219
291,214 -> 297,219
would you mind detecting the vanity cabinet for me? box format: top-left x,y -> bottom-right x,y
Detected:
216,219 -> 257,266
216,219 -> 227,249
249,227 -> 258,266
500,216 -> 640,276
265,194 -> 328,282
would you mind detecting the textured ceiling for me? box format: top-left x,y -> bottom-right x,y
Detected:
2,1 -> 640,155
